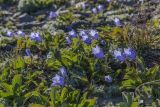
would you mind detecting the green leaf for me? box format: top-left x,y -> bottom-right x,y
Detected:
12,74 -> 22,89
142,86 -> 152,97
23,92 -> 32,105
60,50 -> 78,67
69,90 -> 80,102
0,103 -> 4,107
31,71 -> 43,78
29,104 -> 45,107
50,87 -> 59,106
0,68 -> 9,81
137,57 -> 145,71
60,87 -> 68,103
131,102 -> 139,107
46,59 -> 62,70
145,66 -> 159,80
121,79 -> 136,89
72,76 -> 89,85
152,19 -> 159,28
79,98 -> 96,107
12,56 -> 25,70
71,38 -> 80,51
0,83 -> 13,97
119,103 -> 129,107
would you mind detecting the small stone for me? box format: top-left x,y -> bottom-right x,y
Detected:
18,13 -> 35,22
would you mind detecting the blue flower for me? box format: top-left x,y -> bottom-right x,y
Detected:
49,11 -> 58,19
60,67 -> 67,77
105,75 -> 112,83
81,35 -> 92,44
66,37 -> 72,44
97,5 -> 104,12
25,49 -> 31,56
6,31 -> 14,37
113,49 -> 125,62
100,40 -> 106,45
79,30 -> 92,44
114,18 -> 121,26
30,32 -> 42,42
92,8 -> 97,14
89,30 -> 99,40
51,74 -> 64,87
93,0 -> 97,3
124,48 -> 136,61
68,30 -> 77,38
92,45 -> 104,59
82,3 -> 89,10
106,0 -> 111,3
79,30 -> 87,37
66,26 -> 72,31
17,30 -> 25,36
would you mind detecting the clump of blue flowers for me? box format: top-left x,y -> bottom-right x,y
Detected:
105,75 -> 112,83
82,3 -> 89,10
66,29 -> 100,45
82,35 -> 92,44
6,31 -> 14,37
97,4 -> 104,12
113,48 -> 136,62
113,49 -> 126,62
17,30 -> 25,36
92,45 -> 104,59
68,30 -> 77,38
92,8 -> 98,14
49,11 -> 58,19
30,32 -> 42,42
89,29 -> 99,40
124,48 -> 136,61
51,67 -> 67,87
114,18 -> 121,26
106,0 -> 111,3
100,39 -> 106,45
51,74 -> 65,87
66,37 -> 72,44
80,30 -> 92,44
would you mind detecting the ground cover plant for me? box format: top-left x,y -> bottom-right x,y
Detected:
0,0 -> 160,107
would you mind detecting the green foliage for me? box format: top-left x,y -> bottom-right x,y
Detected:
49,87 -> 96,107
119,92 -> 139,107
120,59 -> 160,105
57,12 -> 78,27
0,27 -> 159,106
0,0 -> 17,4
18,0 -> 54,13
52,0 -> 68,6
121,65 -> 160,90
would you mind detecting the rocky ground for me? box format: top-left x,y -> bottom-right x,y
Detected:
0,0 -> 160,31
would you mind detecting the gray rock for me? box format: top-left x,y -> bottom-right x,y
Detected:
1,10 -> 12,15
33,9 -> 49,17
16,21 -> 46,29
18,13 -> 35,23
12,12 -> 22,18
